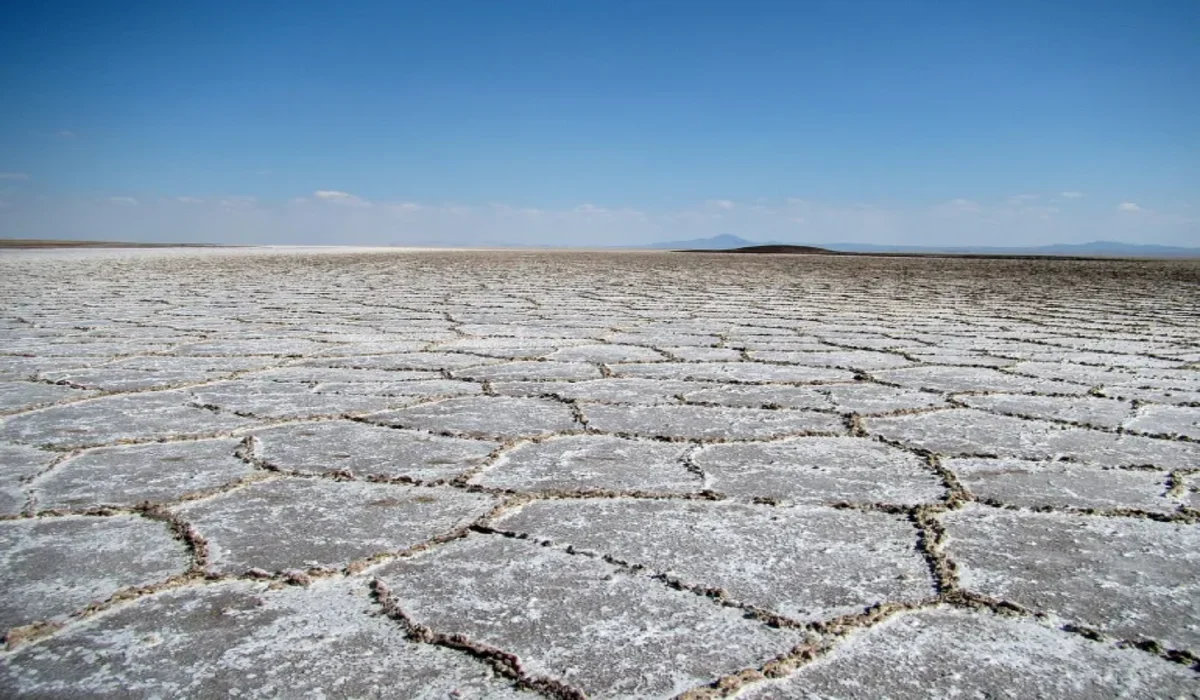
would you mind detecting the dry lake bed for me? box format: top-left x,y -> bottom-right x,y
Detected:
0,247 -> 1198,699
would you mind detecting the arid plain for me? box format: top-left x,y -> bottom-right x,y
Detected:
1,248 -> 1198,698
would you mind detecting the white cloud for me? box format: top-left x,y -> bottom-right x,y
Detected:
5,192 -> 1196,249
0,172 -> 29,180
1059,191 -> 1085,199
931,198 -> 981,217
1117,202 -> 1143,212
1007,194 -> 1040,204
56,130 -> 76,138
218,196 -> 257,210
313,190 -> 369,206
706,199 -> 735,210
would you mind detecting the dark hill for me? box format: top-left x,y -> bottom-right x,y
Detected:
679,244 -> 839,254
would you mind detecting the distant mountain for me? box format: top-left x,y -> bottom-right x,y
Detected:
819,240 -> 1200,258
640,234 -> 761,250
637,236 -> 1197,258
682,244 -> 837,255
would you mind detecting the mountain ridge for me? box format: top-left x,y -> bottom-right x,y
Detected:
640,235 -> 1200,258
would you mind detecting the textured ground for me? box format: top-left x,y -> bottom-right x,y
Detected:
0,247 -> 1198,699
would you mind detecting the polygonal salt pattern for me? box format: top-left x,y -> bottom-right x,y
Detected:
493,499 -> 934,621
0,381 -> 97,413
188,380 -> 417,419
0,444 -> 56,516
944,505 -> 1200,650
743,607 -> 1199,699
748,349 -> 913,370
450,360 -> 602,381
957,392 -> 1136,429
874,365 -> 1093,395
470,435 -> 697,493
33,438 -> 253,510
364,396 -> 580,439
866,408 -> 1200,469
377,534 -> 804,698
543,343 -> 667,363
612,361 -> 855,384
252,420 -> 497,481
583,404 -> 844,440
0,515 -> 191,633
693,438 -> 945,505
681,384 -> 832,410
823,382 -> 950,414
0,579 -> 531,699
947,458 -> 1175,513
1125,403 -> 1200,440
2,250 -> 1199,698
300,351 -> 504,371
173,478 -> 497,574
0,391 -> 256,449
493,378 -> 706,405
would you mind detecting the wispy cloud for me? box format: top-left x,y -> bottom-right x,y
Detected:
56,130 -> 76,138
1059,191 -> 1085,199
218,196 -> 258,210
5,193 -> 1195,249
931,198 -> 981,217
706,199 -> 735,210
313,190 -> 369,206
0,172 -> 30,181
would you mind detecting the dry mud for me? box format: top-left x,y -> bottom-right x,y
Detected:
0,248 -> 1198,698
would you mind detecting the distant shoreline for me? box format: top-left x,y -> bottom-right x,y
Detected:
674,244 -> 1197,262
0,239 -> 228,249
1,238 -> 1195,261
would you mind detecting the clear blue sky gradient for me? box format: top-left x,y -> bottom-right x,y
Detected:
2,1 -> 1197,246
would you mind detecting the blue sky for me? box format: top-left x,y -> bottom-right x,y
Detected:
2,0 -> 1197,246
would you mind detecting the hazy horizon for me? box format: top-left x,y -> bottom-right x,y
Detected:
2,1 -> 1197,248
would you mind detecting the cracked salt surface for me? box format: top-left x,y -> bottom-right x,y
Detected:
33,438 -> 253,510
742,607 -> 1199,699
365,396 -> 580,439
945,505 -> 1200,650
0,444 -> 56,515
173,478 -> 496,574
693,438 -> 945,505
583,404 -> 844,440
0,515 -> 190,632
948,458 -> 1175,513
378,534 -> 804,698
471,435 -> 697,493
1,249 -> 1198,698
492,498 -> 934,621
252,420 -> 496,481
867,408 -> 1200,468
0,391 -> 257,448
0,579 -> 530,699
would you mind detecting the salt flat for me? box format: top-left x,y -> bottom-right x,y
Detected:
0,247 -> 1198,698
